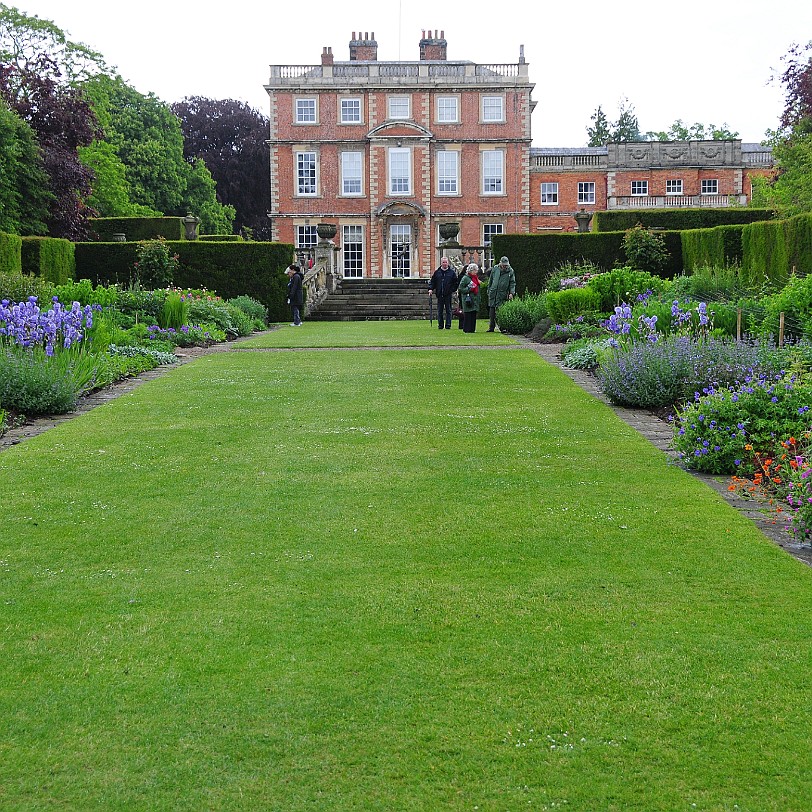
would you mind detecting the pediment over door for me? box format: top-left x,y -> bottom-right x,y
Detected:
374,200 -> 427,218
367,121 -> 433,140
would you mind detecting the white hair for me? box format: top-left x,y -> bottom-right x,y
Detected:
467,263 -> 478,272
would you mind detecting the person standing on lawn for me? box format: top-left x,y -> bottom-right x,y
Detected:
428,256 -> 459,330
286,264 -> 303,326
487,255 -> 516,332
457,263 -> 481,333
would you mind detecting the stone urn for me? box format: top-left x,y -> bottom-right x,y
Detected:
111,233 -> 126,242
182,212 -> 201,240
573,208 -> 593,233
439,222 -> 460,245
317,222 -> 337,242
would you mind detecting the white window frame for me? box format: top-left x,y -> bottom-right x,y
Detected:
295,98 -> 317,124
701,179 -> 719,195
631,180 -> 649,197
436,150 -> 459,195
540,182 -> 559,205
388,95 -> 410,120
388,147 -> 412,196
578,182 -> 596,205
482,95 -> 505,123
483,223 -> 504,247
666,179 -> 683,196
481,149 -> 504,195
339,97 -> 362,124
296,225 -> 318,248
340,151 -> 363,196
295,151 -> 318,196
342,225 -> 364,278
436,96 -> 459,123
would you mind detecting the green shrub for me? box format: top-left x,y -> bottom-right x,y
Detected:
622,225 -> 670,275
116,288 -> 167,326
545,286 -> 602,323
224,303 -> 253,337
134,238 -> 178,289
199,234 -> 242,242
20,237 -> 75,284
561,337 -> 612,370
587,267 -> 667,311
760,273 -> 812,340
0,271 -> 52,303
681,225 -> 745,271
494,292 -> 547,334
227,294 -> 268,325
186,297 -> 231,332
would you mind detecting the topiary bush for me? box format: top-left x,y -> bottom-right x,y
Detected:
545,286 -> 602,323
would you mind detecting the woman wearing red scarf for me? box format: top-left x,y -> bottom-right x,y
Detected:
458,263 -> 481,333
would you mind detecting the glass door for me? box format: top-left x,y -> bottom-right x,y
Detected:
390,224 -> 411,278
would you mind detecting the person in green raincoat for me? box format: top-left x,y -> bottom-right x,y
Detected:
486,255 -> 516,332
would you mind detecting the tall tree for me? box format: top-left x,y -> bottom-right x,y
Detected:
171,97 -> 270,239
612,97 -> 642,142
0,3 -> 107,83
586,104 -> 611,147
0,55 -> 99,239
752,41 -> 812,216
0,98 -> 51,234
82,76 -> 234,232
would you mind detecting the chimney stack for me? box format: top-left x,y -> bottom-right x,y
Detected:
419,29 -> 447,61
349,31 -> 378,61
321,46 -> 334,66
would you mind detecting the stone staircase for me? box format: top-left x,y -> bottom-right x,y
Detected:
309,278 -> 432,320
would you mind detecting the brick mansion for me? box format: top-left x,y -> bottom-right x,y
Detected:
264,31 -> 773,279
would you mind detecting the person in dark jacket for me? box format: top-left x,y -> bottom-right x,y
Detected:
286,264 -> 304,326
428,256 -> 459,330
486,255 -> 516,332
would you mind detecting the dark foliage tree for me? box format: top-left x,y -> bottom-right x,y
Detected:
0,55 -> 99,239
776,40 -> 812,133
612,98 -> 642,143
171,97 -> 270,239
646,120 -> 739,141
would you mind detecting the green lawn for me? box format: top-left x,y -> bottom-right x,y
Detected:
2,329 -> 812,810
244,319 -> 518,348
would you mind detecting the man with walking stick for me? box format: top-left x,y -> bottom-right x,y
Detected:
428,256 -> 458,330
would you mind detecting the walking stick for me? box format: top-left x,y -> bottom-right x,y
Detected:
429,293 -> 434,326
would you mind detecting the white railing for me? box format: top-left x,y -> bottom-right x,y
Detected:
428,64 -> 466,77
609,194 -> 749,209
333,65 -> 372,77
274,65 -> 322,79
379,64 -> 419,77
476,64 -> 519,77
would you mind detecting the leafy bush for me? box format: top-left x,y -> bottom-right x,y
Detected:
587,266 -> 667,312
0,271 -> 52,304
109,344 -> 177,365
228,294 -> 268,326
622,225 -> 670,275
134,238 -> 179,289
495,292 -> 547,334
186,297 -> 231,332
146,323 -> 225,347
759,273 -> 812,340
51,278 -> 119,308
545,286 -> 602,323
116,288 -> 167,326
224,303 -> 253,337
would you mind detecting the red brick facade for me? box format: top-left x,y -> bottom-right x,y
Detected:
265,35 -> 772,276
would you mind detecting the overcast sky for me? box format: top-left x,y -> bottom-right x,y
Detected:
17,0 -> 810,146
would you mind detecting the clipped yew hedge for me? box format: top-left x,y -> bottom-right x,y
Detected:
0,231 -> 22,275
75,240 -> 294,320
21,236 -> 76,284
681,225 -> 745,271
741,213 -> 812,288
593,208 -> 775,232
492,231 -> 683,293
86,217 -> 185,242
